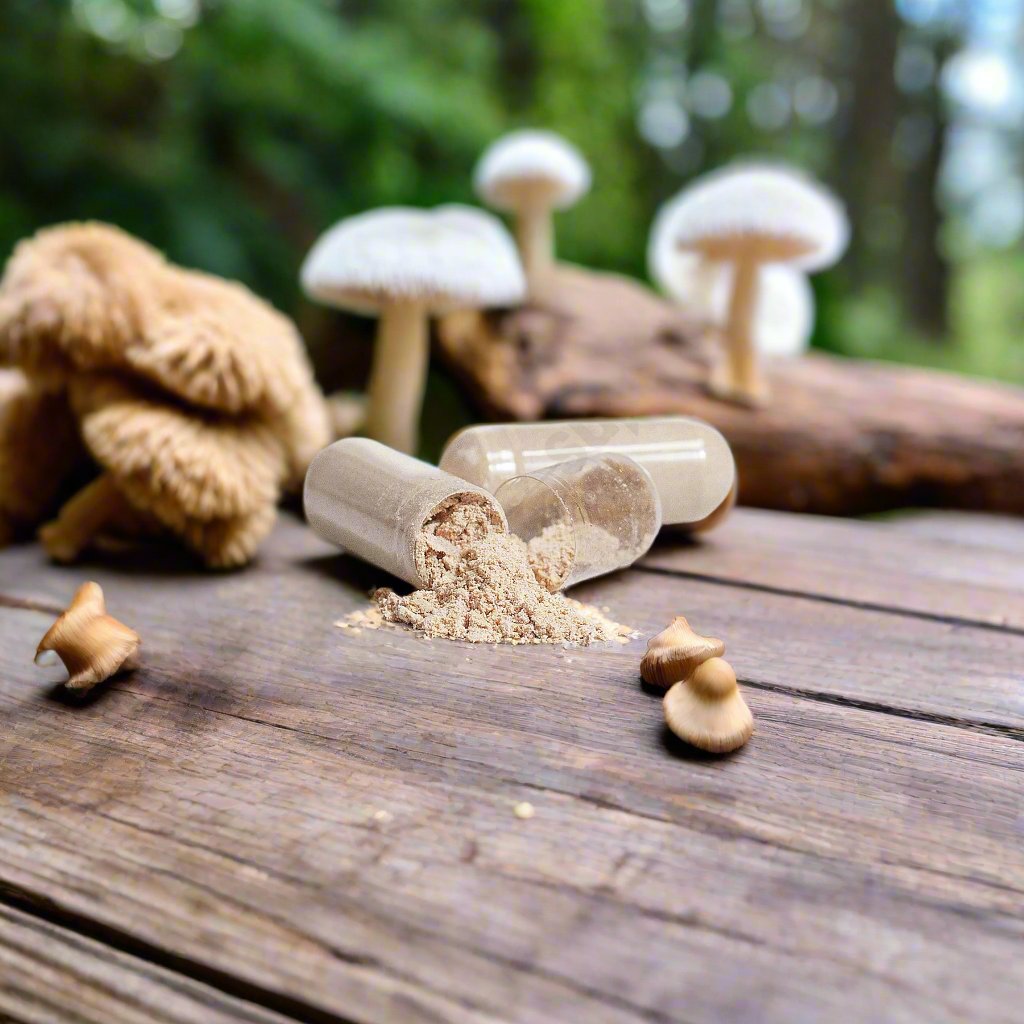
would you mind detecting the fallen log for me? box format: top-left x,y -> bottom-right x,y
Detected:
437,265 -> 1024,517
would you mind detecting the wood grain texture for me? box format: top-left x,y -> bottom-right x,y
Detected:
436,265 -> 1024,517
880,510 -> 1024,556
649,507 -> 1024,630
1,511 -> 1022,1024
0,903 -> 294,1024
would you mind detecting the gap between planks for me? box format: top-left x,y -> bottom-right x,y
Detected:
0,880 -> 370,1024
3,593 -> 1021,744
633,564 -> 1024,639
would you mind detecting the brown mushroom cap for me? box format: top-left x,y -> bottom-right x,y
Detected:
641,615 -> 725,690
663,657 -> 753,753
69,374 -> 286,528
124,265 -> 323,420
0,224 -> 162,387
0,223 -> 330,443
180,501 -> 278,569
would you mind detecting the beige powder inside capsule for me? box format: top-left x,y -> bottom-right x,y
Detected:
374,497 -> 631,645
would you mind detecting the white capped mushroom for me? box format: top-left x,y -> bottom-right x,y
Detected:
301,205 -> 525,454
648,230 -> 815,357
651,162 -> 848,404
474,129 -> 591,294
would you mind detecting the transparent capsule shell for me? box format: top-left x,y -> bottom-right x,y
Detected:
440,416 -> 735,527
497,454 -> 662,590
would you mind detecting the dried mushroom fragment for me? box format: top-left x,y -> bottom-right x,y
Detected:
663,657 -> 753,754
35,582 -> 140,692
640,616 -> 724,690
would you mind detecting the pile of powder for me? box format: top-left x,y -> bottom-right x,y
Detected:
374,496 -> 626,645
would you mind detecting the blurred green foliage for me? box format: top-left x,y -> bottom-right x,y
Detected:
0,0 -> 1020,391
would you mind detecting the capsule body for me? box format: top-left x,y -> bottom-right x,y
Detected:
304,438 -> 507,587
440,417 -> 735,527
497,454 -> 662,590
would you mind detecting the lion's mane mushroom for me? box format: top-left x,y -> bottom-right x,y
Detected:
652,163 -> 848,405
301,205 -> 524,455
648,220 -> 815,357
35,582 -> 140,693
0,224 -> 329,443
663,657 -> 753,754
641,616 -> 725,690
474,130 -> 590,295
39,375 -> 288,568
0,223 -> 332,563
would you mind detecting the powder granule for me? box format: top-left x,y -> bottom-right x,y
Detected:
375,498 -> 622,645
525,520 -> 576,593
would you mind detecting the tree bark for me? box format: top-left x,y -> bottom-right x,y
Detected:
437,265 -> 1024,517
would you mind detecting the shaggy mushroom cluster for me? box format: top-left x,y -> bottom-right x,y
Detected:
0,222 -> 331,566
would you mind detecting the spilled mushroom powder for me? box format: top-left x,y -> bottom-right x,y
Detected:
373,495 -> 630,645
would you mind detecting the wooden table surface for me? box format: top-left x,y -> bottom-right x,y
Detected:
1,507 -> 1022,1024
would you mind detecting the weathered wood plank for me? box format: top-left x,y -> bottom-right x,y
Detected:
2,667 -> 1022,1024
880,510 -> 1024,556
0,903 -> 295,1024
1,515 -> 1022,1024
648,508 -> 1024,631
2,515 -> 1021,728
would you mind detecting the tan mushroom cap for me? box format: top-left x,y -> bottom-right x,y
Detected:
0,368 -> 84,533
35,581 -> 140,692
0,222 -> 330,432
70,374 -> 286,528
641,615 -> 725,690
180,501 -> 279,569
663,658 -> 753,753
0,223 -> 162,388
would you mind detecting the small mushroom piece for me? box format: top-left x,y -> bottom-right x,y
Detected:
35,582 -> 140,692
301,205 -> 525,454
663,657 -> 753,753
641,615 -> 724,690
652,162 -> 848,404
474,130 -> 590,295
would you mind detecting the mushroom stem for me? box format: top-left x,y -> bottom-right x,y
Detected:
716,256 -> 765,405
38,473 -> 128,563
515,205 -> 554,295
364,300 -> 429,455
